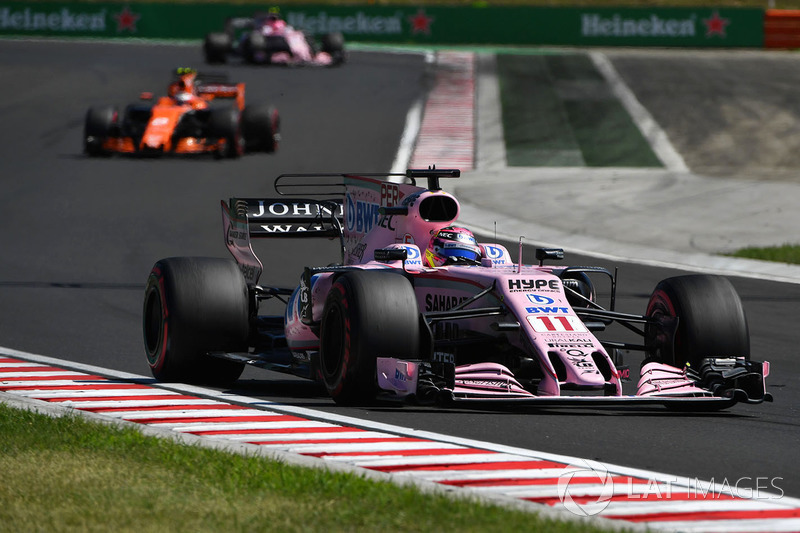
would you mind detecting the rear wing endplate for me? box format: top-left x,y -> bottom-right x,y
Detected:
221,198 -> 343,286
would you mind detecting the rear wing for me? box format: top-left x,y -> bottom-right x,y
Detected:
221,197 -> 343,286
198,82 -> 245,108
230,198 -> 343,238
220,168 -> 459,285
224,17 -> 256,33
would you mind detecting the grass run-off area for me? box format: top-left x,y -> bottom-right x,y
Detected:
0,403 -> 617,533
727,244 -> 800,264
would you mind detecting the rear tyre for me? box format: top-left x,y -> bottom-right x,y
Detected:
319,271 -> 420,405
204,32 -> 231,64
645,274 -> 749,368
242,104 -> 280,153
143,257 -> 248,386
209,107 -> 243,158
84,106 -> 117,156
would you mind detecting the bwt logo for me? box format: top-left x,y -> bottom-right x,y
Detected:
345,194 -> 379,233
526,306 -> 570,314
557,459 -> 615,516
402,245 -> 421,262
484,245 -> 504,259
527,294 -> 555,305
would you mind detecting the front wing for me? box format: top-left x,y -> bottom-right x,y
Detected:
376,357 -> 772,411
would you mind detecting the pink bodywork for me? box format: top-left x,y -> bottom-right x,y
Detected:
220,173 -> 769,406
280,176 -> 625,399
257,21 -> 336,66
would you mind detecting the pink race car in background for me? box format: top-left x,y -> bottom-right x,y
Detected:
143,168 -> 771,410
204,11 -> 345,67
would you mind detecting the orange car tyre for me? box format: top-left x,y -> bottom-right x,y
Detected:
84,106 -> 117,157
209,107 -> 243,159
143,257 -> 248,385
242,104 -> 279,153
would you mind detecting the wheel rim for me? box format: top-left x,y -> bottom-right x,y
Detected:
646,290 -> 681,365
321,305 -> 345,381
143,286 -> 164,366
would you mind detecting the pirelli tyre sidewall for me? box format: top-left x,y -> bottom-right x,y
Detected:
645,274 -> 750,368
319,270 -> 420,405
143,257 -> 248,385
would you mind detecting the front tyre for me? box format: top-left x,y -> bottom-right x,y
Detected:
84,106 -> 117,156
143,257 -> 248,385
320,32 -> 345,65
242,104 -> 280,153
242,30 -> 267,64
209,107 -> 243,158
645,274 -> 749,368
319,271 -> 420,405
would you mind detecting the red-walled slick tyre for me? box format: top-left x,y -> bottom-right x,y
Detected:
645,274 -> 749,368
143,257 -> 248,386
319,271 -> 420,405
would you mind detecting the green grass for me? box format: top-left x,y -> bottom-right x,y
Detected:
0,403 -> 621,533
498,54 -> 662,168
726,244 -> 800,264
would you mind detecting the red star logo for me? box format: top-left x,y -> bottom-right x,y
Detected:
703,11 -> 730,38
408,9 -> 434,35
114,6 -> 140,33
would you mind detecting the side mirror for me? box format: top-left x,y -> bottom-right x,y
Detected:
535,248 -> 564,266
374,248 -> 408,262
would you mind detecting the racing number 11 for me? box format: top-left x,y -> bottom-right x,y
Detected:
527,315 -> 587,333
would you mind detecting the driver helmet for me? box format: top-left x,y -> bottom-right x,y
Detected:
425,226 -> 482,267
174,91 -> 194,104
260,7 -> 283,27
171,69 -> 198,104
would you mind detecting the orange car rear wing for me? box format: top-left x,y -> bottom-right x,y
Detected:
197,81 -> 245,109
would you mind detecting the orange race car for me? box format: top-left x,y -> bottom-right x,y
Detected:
83,68 -> 280,158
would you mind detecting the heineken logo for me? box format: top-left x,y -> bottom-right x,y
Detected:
0,7 -> 107,32
287,11 -> 403,35
0,5 -> 141,33
581,11 -> 731,39
287,9 -> 435,36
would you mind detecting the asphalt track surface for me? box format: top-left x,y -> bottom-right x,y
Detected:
1,39 -> 798,503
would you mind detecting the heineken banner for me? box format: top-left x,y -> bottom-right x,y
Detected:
0,3 -> 763,48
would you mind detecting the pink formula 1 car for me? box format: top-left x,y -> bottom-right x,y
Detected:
203,12 -> 344,67
143,169 -> 771,410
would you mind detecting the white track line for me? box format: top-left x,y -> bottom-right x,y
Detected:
589,51 -> 689,173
